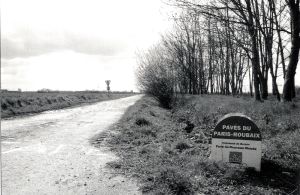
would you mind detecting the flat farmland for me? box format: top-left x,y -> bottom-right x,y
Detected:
1,91 -> 135,118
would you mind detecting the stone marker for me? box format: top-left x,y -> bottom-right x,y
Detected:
210,113 -> 262,171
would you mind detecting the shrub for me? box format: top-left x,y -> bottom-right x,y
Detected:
146,77 -> 174,109
135,117 -> 150,126
46,98 -> 52,104
136,45 -> 175,109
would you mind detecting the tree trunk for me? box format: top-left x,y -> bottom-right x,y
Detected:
246,1 -> 261,101
261,78 -> 268,99
283,1 -> 300,101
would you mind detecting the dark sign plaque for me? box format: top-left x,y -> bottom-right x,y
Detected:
212,113 -> 261,141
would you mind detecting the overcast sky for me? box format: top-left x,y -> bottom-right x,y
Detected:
1,0 -> 173,91
2,0 -> 299,92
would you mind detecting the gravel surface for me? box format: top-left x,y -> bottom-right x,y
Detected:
1,95 -> 143,195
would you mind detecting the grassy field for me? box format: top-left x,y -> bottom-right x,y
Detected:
1,91 -> 135,118
92,94 -> 300,195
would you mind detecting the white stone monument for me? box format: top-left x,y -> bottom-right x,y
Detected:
210,113 -> 262,171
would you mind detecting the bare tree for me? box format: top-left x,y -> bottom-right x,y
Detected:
282,0 -> 300,101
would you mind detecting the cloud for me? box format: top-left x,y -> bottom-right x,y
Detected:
1,0 -> 170,60
1,30 -> 128,59
1,0 -> 168,91
66,33 -> 127,56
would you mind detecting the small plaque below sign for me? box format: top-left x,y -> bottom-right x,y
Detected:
229,152 -> 242,164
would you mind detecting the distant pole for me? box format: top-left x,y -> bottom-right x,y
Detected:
105,80 -> 111,95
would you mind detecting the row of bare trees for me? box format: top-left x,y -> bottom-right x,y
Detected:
137,0 -> 299,103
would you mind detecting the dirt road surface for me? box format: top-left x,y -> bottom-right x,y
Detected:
1,95 -> 142,195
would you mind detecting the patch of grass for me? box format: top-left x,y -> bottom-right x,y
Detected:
154,167 -> 195,195
92,95 -> 300,194
1,91 -> 135,118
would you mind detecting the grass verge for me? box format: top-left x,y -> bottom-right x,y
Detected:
92,95 -> 300,194
1,91 -> 135,119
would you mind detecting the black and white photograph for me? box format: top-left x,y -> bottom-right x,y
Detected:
1,0 -> 300,194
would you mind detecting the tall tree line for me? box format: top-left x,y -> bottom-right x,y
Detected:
137,0 -> 300,102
